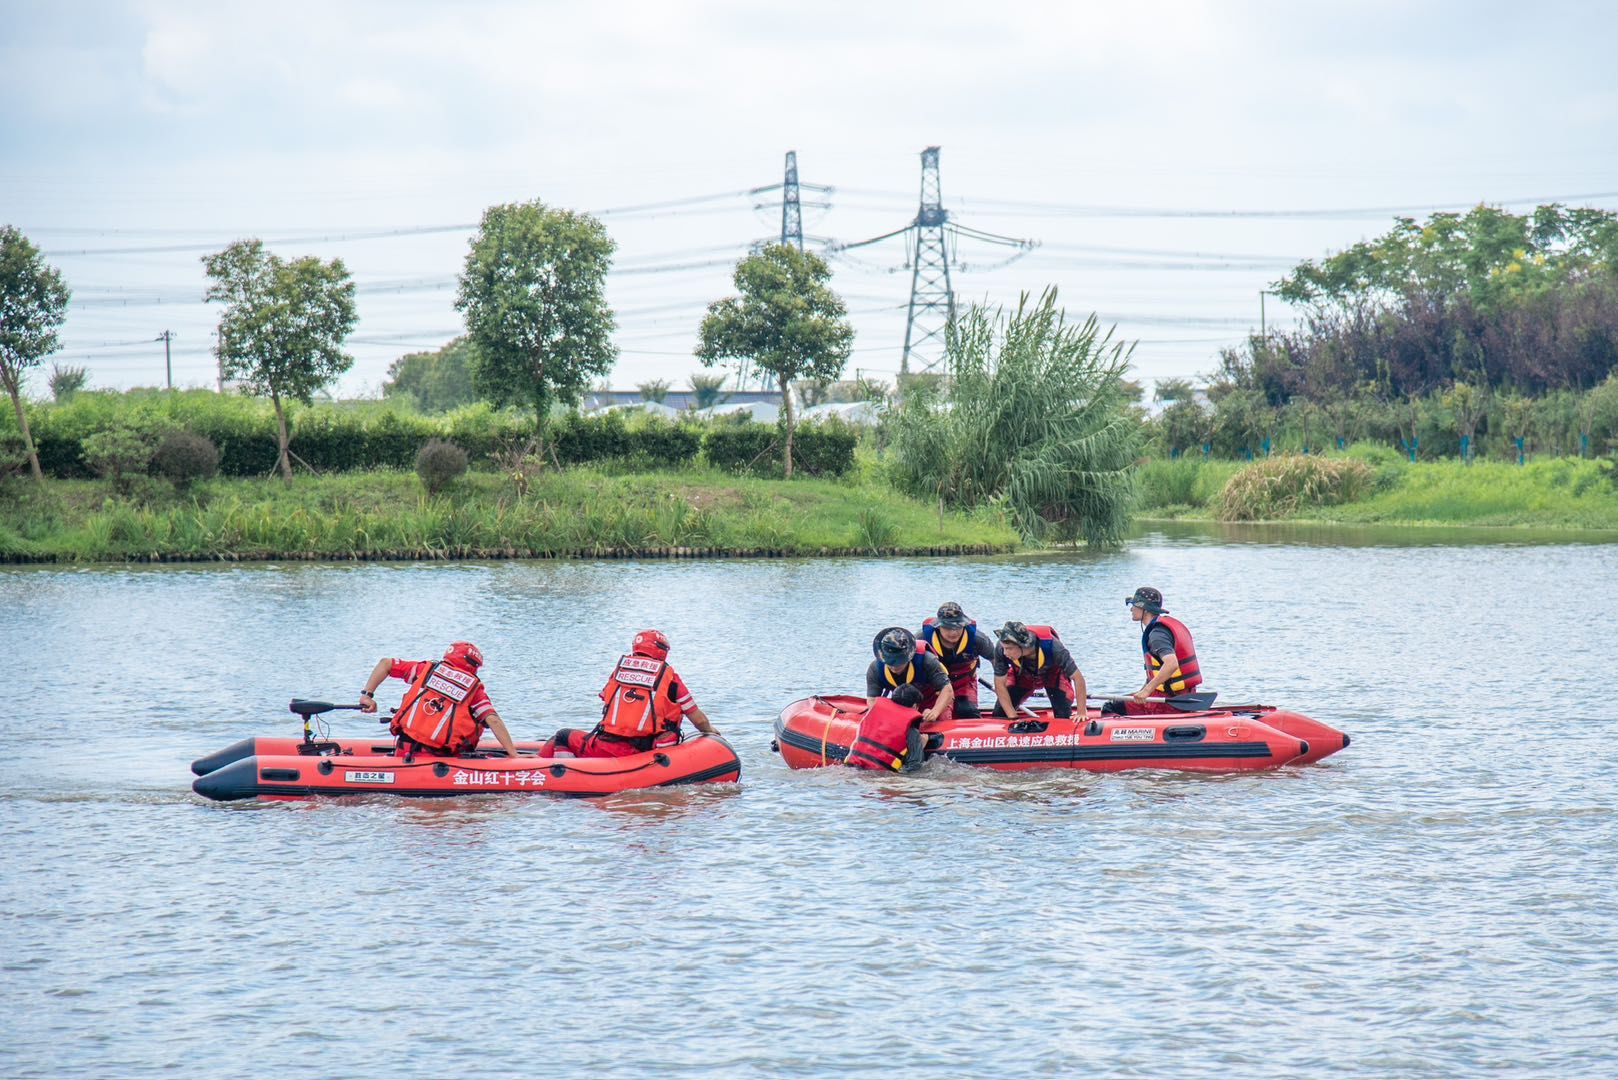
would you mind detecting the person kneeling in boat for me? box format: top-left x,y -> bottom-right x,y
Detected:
847,684 -> 927,772
1102,586 -> 1202,716
359,641 -> 520,758
992,621 -> 1087,721
866,627 -> 954,724
919,601 -> 996,718
541,629 -> 720,759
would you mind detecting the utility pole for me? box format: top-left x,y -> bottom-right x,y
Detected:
902,146 -> 956,375
157,330 -> 173,389
780,150 -> 804,250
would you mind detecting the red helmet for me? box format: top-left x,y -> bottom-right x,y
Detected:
631,629 -> 670,660
443,641 -> 484,672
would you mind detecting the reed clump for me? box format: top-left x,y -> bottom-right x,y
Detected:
1216,454 -> 1373,522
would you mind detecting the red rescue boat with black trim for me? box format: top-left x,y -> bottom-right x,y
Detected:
772,694 -> 1348,773
192,734 -> 740,801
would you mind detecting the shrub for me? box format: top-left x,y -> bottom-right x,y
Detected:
416,438 -> 469,495
151,430 -> 220,490
81,424 -> 157,494
1216,453 -> 1373,521
48,363 -> 89,401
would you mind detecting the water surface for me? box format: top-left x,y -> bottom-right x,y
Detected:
3,527 -> 1614,1076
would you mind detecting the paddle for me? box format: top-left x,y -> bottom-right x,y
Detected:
1086,691 -> 1219,712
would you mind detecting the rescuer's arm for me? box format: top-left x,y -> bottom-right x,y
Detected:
1134,656 -> 1179,700
483,709 -> 521,758
923,679 -> 954,724
358,658 -> 393,714
994,672 -> 1017,718
687,704 -> 719,736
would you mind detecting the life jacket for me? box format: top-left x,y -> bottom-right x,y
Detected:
1142,614 -> 1201,694
391,661 -> 483,753
920,618 -> 982,681
846,698 -> 920,771
1007,624 -> 1059,677
599,654 -> 683,741
879,644 -> 942,709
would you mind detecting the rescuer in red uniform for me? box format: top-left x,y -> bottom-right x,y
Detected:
358,641 -> 521,757
541,629 -> 720,759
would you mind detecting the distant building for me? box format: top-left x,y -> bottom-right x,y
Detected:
581,388 -> 783,412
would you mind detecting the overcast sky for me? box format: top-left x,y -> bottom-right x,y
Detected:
4,0 -> 1615,396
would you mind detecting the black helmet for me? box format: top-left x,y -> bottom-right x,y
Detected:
997,621 -> 1036,649
935,601 -> 969,629
1126,586 -> 1166,614
891,684 -> 924,708
873,626 -> 917,667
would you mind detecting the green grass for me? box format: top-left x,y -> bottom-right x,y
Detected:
1133,448 -> 1618,531
0,465 -> 1018,562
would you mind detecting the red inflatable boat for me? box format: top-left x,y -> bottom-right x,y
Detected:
192,698 -> 741,801
773,694 -> 1348,773
192,734 -> 740,801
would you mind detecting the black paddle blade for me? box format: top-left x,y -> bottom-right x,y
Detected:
1165,691 -> 1218,711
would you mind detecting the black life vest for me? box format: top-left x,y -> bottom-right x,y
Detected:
846,698 -> 920,771
1142,615 -> 1201,693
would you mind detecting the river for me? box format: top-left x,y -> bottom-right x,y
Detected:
3,525 -> 1615,1077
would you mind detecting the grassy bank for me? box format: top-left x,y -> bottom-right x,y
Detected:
0,466 -> 1018,563
1135,449 -> 1618,530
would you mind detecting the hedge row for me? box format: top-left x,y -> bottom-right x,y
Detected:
11,392 -> 854,479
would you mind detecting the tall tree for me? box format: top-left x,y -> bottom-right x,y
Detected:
455,201 -> 617,448
888,289 -> 1138,546
0,226 -> 71,483
696,244 -> 853,477
201,240 -> 357,481
383,336 -> 479,413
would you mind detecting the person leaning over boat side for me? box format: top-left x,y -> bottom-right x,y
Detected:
918,601 -> 997,718
991,621 -> 1086,720
1102,586 -> 1202,716
358,641 -> 520,758
866,626 -> 955,723
846,683 -> 927,773
541,629 -> 720,760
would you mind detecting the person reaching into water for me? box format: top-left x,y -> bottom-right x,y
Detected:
918,602 -> 997,718
1102,586 -> 1202,715
359,641 -> 520,758
866,626 -> 955,723
541,629 -> 720,759
991,621 -> 1086,721
846,683 -> 927,772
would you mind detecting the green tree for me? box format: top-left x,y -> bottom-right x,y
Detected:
696,244 -> 853,478
49,362 -> 89,402
1154,377 -> 1196,403
382,337 -> 479,413
637,378 -> 670,404
1275,203 -> 1618,313
688,373 -> 730,411
0,226 -> 71,482
889,289 -> 1138,546
202,240 -> 357,481
455,201 -> 617,450
1441,381 -> 1489,463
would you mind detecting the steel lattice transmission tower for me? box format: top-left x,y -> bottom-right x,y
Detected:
751,151 -> 831,254
902,146 -> 956,374
824,146 -> 1035,377
780,151 -> 804,250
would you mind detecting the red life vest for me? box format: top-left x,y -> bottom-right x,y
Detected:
599,654 -> 683,741
846,698 -> 920,771
1143,615 -> 1201,693
391,661 -> 483,753
1012,625 -> 1059,675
